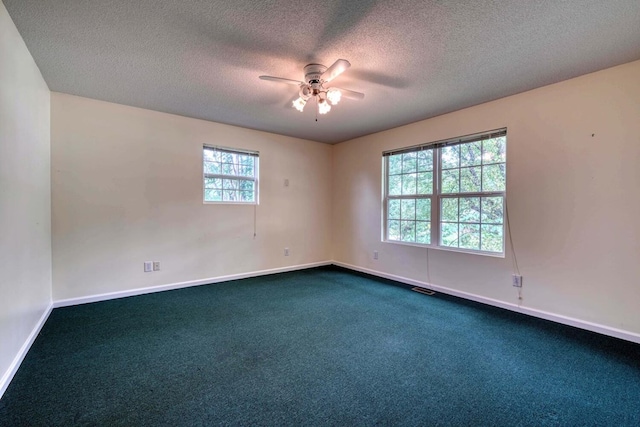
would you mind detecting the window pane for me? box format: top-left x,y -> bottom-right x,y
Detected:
388,199 -> 401,219
416,172 -> 433,195
417,150 -> 433,172
223,190 -> 236,201
481,197 -> 503,224
222,179 -> 236,190
238,165 -> 253,177
460,166 -> 481,193
204,150 -> 221,162
441,169 -> 459,193
460,224 -> 480,250
221,152 -> 234,164
441,223 -> 459,247
204,149 -> 215,161
402,152 -> 417,173
204,189 -> 222,202
204,177 -> 216,188
416,199 -> 431,221
388,175 -> 402,196
460,197 -> 480,223
460,141 -> 482,167
401,221 -> 416,242
482,164 -> 506,191
402,173 -> 417,195
204,161 -> 220,174
482,137 -> 506,164
222,163 -> 235,175
401,199 -> 416,221
239,155 -> 254,166
240,180 -> 254,192
240,191 -> 255,202
441,145 -> 459,169
481,224 -> 503,252
441,198 -> 458,222
388,154 -> 402,175
388,220 -> 400,240
416,221 -> 431,244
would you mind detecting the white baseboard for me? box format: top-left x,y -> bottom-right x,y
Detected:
54,261 -> 332,308
332,261 -> 640,345
0,302 -> 53,400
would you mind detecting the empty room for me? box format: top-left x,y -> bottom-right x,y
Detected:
1,0 -> 640,425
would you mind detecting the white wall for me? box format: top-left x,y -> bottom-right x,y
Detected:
51,93 -> 332,301
333,60 -> 640,337
0,1 -> 52,393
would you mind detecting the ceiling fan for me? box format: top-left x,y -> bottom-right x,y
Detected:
259,59 -> 365,116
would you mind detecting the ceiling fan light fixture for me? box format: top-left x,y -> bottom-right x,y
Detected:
292,97 -> 306,112
299,85 -> 312,99
327,88 -> 342,105
318,97 -> 331,115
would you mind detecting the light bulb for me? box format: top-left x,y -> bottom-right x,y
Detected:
327,89 -> 342,105
318,99 -> 331,115
292,97 -> 306,112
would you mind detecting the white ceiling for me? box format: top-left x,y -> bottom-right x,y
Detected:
5,0 -> 640,144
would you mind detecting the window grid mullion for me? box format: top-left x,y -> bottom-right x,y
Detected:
204,173 -> 256,182
439,191 -> 503,198
433,147 -> 441,248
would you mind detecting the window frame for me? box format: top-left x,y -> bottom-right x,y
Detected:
383,129 -> 507,257
203,145 -> 259,204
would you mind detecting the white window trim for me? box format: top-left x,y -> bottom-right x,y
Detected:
382,129 -> 507,257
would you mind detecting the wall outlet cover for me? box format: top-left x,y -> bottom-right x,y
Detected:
512,274 -> 523,287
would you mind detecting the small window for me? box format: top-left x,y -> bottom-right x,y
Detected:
383,129 -> 506,255
203,146 -> 259,203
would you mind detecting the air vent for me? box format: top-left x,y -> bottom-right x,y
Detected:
411,287 -> 435,296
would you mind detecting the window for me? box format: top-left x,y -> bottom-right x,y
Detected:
383,129 -> 506,255
203,146 -> 259,203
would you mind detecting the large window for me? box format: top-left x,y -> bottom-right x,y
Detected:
383,129 -> 506,255
203,146 -> 259,203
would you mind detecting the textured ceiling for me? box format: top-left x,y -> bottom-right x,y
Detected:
5,0 -> 640,144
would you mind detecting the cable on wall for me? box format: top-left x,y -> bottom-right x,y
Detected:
426,247 -> 432,285
504,198 -> 522,303
253,204 -> 257,239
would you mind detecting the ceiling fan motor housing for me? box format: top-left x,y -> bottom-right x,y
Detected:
304,64 -> 327,89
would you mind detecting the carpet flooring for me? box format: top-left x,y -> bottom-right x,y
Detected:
1,266 -> 639,426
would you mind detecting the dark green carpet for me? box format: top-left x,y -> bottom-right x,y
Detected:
1,266 -> 639,426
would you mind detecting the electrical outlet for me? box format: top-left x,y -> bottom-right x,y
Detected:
284,248 -> 290,256
144,262 -> 153,272
153,261 -> 160,271
512,274 -> 523,287
373,250 -> 379,260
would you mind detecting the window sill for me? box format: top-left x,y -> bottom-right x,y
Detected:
203,201 -> 258,205
382,239 -> 505,258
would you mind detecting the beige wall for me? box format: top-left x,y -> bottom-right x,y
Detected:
0,1 -> 52,389
333,60 -> 640,335
51,93 -> 332,300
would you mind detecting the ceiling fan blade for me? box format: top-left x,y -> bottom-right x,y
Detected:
331,86 -> 365,100
259,76 -> 304,86
321,59 -> 351,83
